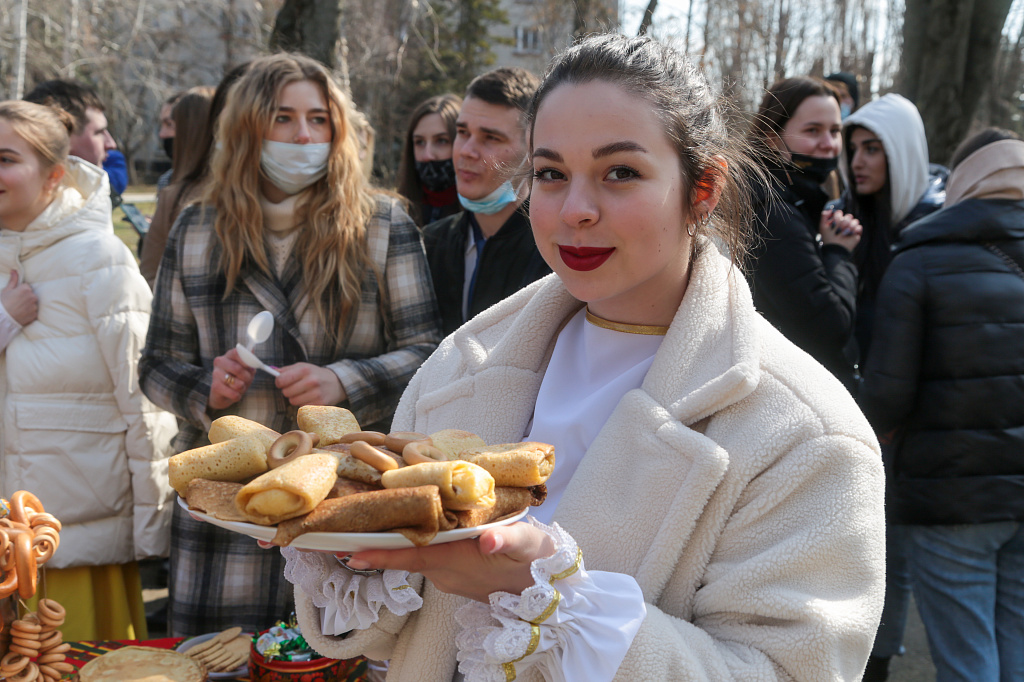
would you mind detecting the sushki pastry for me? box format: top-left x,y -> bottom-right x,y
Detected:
176,406 -> 554,546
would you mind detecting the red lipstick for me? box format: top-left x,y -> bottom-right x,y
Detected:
559,245 -> 614,271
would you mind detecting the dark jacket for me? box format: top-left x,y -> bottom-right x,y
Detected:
860,198 -> 1024,525
422,203 -> 550,337
829,166 -> 947,361
747,161 -> 859,389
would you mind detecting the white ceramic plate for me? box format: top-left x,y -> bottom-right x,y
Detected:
177,496 -> 529,552
176,631 -> 251,679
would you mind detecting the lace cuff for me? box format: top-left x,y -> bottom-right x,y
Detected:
281,547 -> 423,635
454,517 -> 646,682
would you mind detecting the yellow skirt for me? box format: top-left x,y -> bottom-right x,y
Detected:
25,563 -> 148,642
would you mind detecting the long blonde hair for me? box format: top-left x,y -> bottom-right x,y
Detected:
206,53 -> 376,344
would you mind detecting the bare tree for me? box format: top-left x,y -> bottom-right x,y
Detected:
898,0 -> 1015,163
270,0 -> 345,70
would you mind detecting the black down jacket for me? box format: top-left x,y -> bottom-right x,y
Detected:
860,198 -> 1024,525
748,162 -> 859,389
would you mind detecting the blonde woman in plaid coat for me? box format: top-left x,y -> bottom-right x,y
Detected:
139,54 -> 442,636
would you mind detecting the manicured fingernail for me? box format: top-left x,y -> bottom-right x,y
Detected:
488,533 -> 505,554
346,558 -> 371,569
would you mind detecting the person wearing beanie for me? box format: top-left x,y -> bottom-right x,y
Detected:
826,72 -> 859,118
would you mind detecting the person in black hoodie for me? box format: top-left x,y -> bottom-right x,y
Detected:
861,128 -> 1024,682
747,77 -> 863,389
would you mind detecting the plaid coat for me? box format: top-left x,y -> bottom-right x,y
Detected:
139,193 -> 441,636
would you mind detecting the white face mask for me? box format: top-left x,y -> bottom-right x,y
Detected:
260,140 -> 330,195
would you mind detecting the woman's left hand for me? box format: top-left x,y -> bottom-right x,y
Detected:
275,362 -> 346,406
342,521 -> 556,603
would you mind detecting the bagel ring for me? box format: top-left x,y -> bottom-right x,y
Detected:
0,565 -> 20,599
9,491 -> 44,526
37,599 -> 65,625
27,513 -> 61,533
402,441 -> 448,465
14,532 -> 37,600
338,430 -> 387,446
0,530 -> 15,572
10,618 -> 42,635
267,430 -> 315,469
0,518 -> 31,533
10,661 -> 39,681
31,533 -> 57,565
0,652 -> 29,676
384,432 -> 432,454
349,440 -> 400,472
36,630 -> 62,651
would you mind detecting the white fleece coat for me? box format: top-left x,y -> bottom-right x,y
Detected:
295,243 -> 886,681
0,159 -> 178,568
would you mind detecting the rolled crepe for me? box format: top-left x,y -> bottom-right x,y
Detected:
273,485 -> 448,546
235,452 -> 338,525
457,442 -> 555,487
454,485 -> 547,528
169,435 -> 269,496
429,429 -> 487,460
184,479 -> 247,522
382,460 -> 495,511
297,406 -> 360,446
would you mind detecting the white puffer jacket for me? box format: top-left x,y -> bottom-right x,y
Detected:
0,159 -> 178,569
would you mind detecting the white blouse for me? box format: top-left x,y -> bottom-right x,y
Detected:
526,308 -> 663,524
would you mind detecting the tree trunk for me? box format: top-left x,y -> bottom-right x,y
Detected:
897,0 -> 1013,164
270,0 -> 345,70
638,0 -> 658,36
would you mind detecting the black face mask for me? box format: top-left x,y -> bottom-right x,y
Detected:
162,137 -> 174,160
415,159 -> 456,193
788,152 -> 838,184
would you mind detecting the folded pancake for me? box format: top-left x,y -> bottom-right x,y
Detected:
169,434 -> 269,496
183,479 -> 248,521
457,442 -> 555,487
327,478 -> 382,499
429,429 -> 487,460
208,415 -> 281,451
297,405 -> 360,446
273,485 -> 448,546
454,485 -> 547,528
235,452 -> 338,525
381,460 -> 495,511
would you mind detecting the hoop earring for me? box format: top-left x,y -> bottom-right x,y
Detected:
687,222 -> 697,237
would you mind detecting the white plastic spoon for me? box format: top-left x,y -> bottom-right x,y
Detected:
235,311 -> 280,377
235,343 -> 281,377
245,310 -> 275,350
